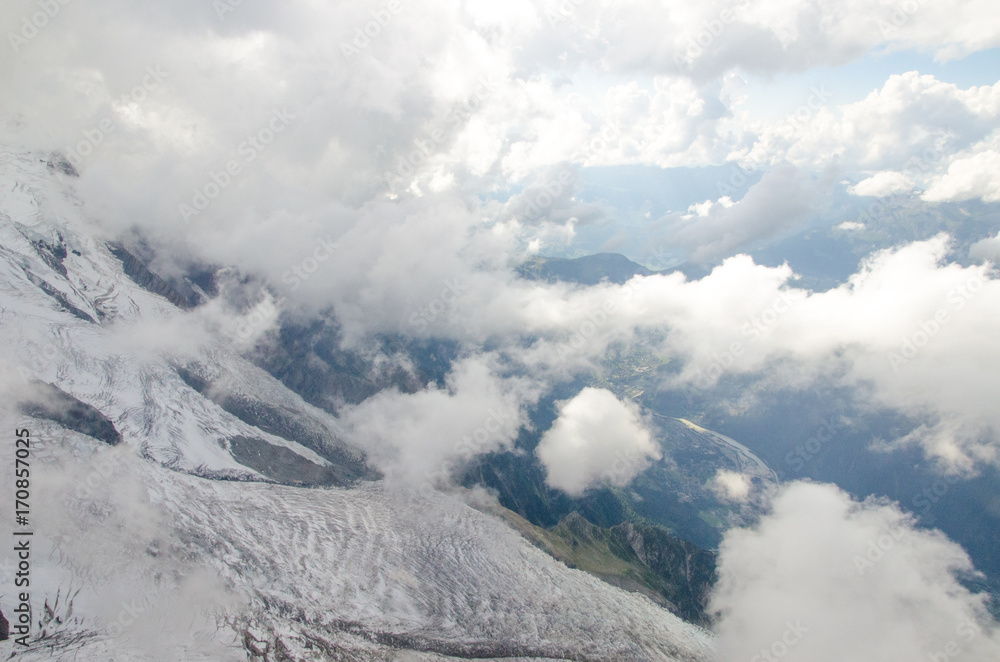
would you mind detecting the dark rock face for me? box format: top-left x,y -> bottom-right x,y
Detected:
0,609 -> 9,641
176,364 -> 380,486
109,243 -> 203,310
46,156 -> 79,177
19,380 -> 123,446
611,521 -> 717,626
505,508 -> 717,626
23,270 -> 97,323
227,435 -> 365,487
31,236 -> 69,278
247,312 -> 455,413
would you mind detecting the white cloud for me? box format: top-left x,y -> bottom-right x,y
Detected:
848,170 -> 914,197
712,469 -> 753,502
4,1 -> 1000,656
970,231 -> 1000,263
656,163 -> 833,262
471,235 -> 1000,471
923,146 -> 1000,203
1,0 -> 999,486
536,387 -> 660,496
745,73 -> 1000,185
340,355 -> 535,487
711,482 -> 1000,662
529,0 -> 1000,78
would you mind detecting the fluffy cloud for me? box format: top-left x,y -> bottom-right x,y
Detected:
466,234 -> 1000,472
536,387 -> 660,496
523,0 -> 1000,78
924,144 -> 1000,203
969,231 -> 1000,263
711,482 -> 1000,661
848,170 -> 915,197
746,73 -> 1000,184
340,355 -> 535,487
2,0 -> 1000,484
712,469 -> 753,502
653,163 -> 834,262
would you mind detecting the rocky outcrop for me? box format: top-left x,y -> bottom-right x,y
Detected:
18,380 -> 123,445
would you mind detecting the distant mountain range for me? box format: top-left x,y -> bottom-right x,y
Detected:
517,252 -> 657,285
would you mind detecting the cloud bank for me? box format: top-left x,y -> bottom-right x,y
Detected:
711,482 -> 1000,661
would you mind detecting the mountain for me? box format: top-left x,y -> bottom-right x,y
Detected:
517,253 -> 655,285
0,145 -> 716,659
483,505 -> 717,627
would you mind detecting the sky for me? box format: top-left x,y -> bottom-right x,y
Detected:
3,0 -> 1000,658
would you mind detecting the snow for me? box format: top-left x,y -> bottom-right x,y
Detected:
0,141 -> 716,660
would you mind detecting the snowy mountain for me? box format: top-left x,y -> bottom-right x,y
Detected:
0,144 -> 715,660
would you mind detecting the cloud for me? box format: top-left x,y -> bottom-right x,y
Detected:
655,163 -> 833,262
848,170 -> 915,197
924,144 -> 1000,203
339,355 -> 535,487
969,231 -> 1000,263
521,0 -> 1000,78
2,0 -> 1000,487
4,2 -> 1000,657
712,469 -> 753,502
536,387 -> 660,496
0,427 -> 245,658
745,73 -> 1000,186
710,481 -> 1000,662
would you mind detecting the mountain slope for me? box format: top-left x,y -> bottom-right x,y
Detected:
0,143 -> 716,660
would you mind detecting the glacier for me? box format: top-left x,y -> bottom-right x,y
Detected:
0,140 -> 715,661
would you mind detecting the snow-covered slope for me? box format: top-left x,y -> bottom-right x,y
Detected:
0,142 -> 716,661
0,143 -> 360,481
